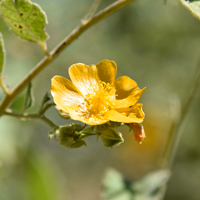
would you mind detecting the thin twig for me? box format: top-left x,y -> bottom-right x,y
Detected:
0,109 -> 57,128
0,0 -> 135,111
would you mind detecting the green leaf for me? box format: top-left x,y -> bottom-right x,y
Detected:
180,0 -> 200,21
23,82 -> 34,111
102,168 -> 171,200
0,33 -> 5,76
0,0 -> 48,48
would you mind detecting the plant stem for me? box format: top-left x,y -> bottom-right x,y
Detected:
0,110 -> 57,128
161,62 -> 200,168
39,103 -> 55,115
0,0 -> 135,111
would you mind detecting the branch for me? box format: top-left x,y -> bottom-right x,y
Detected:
0,109 -> 57,128
0,0 -> 135,111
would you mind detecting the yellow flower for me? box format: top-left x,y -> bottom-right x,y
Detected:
51,60 -> 145,125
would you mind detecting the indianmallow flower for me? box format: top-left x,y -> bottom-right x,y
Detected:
51,60 -> 145,125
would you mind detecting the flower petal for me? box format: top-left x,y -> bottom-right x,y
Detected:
115,76 -> 138,99
65,106 -> 109,125
51,76 -> 84,113
96,60 -> 117,85
105,104 -> 144,123
114,87 -> 146,109
69,63 -> 100,96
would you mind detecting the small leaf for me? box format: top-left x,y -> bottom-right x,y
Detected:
23,82 -> 34,111
180,0 -> 200,21
100,128 -> 124,148
0,0 -> 49,48
41,92 -> 51,106
0,33 -> 5,76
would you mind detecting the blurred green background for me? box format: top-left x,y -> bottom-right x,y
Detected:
0,0 -> 200,199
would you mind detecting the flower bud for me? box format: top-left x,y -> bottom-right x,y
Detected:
129,123 -> 146,144
55,124 -> 86,148
100,128 -> 124,148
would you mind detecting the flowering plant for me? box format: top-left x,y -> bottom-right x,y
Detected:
50,60 -> 146,147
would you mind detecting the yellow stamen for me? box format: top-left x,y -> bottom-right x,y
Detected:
77,81 -> 116,120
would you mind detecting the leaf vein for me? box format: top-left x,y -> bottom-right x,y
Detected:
24,3 -> 34,23
1,3 -> 16,12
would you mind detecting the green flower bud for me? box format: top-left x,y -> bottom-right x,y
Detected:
100,128 -> 124,148
55,124 -> 86,148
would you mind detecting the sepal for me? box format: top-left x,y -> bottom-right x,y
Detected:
100,128 -> 124,148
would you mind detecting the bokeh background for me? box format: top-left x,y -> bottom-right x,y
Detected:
0,0 -> 200,199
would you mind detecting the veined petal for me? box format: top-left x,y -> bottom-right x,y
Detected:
115,76 -> 138,99
69,63 -> 100,96
105,104 -> 144,123
66,106 -> 109,125
51,76 -> 84,113
96,60 -> 117,85
113,87 -> 146,109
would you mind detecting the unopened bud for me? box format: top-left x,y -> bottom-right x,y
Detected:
100,128 -> 124,148
55,124 -> 86,148
129,123 -> 146,144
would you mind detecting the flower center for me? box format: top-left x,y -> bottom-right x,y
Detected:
78,81 -> 116,119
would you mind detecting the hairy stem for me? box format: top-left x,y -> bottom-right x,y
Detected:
161,62 -> 200,168
0,0 -> 135,111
